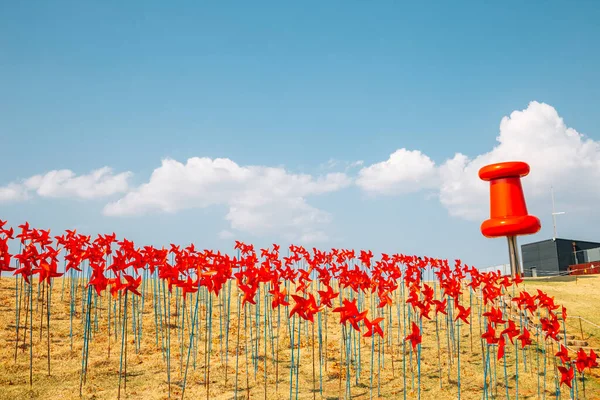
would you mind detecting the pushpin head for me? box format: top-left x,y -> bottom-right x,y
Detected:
479,161 -> 541,238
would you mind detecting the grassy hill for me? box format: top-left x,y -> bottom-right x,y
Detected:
0,276 -> 598,399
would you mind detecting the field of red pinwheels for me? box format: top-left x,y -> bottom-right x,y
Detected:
0,219 -> 599,399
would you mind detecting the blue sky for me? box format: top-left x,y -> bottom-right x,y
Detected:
2,1 -> 600,268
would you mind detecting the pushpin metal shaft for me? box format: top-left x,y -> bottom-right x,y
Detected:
507,235 -> 521,277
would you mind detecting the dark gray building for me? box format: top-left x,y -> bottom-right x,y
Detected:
521,238 -> 600,277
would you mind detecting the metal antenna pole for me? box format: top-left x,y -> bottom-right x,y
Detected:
551,186 -> 565,240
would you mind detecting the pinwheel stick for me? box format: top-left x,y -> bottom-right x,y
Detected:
234,294 -> 241,399
46,279 -> 51,376
165,280 -> 171,398
582,370 -> 587,399
290,311 -> 296,400
14,275 -> 23,362
118,291 -> 128,400
206,291 -> 213,400
295,316 -> 302,400
312,319 -> 316,400
181,283 -> 201,400
456,318 -> 461,400
39,280 -> 45,341
108,289 -> 112,359
224,280 -> 232,387
368,293 -> 374,399
435,313 -> 442,388
244,301 -> 251,400
274,303 -> 280,395
515,335 -> 519,398
263,288 -> 268,400
29,280 -> 33,387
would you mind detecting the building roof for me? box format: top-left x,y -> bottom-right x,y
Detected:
522,237 -> 600,246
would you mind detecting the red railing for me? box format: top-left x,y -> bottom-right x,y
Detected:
567,263 -> 600,275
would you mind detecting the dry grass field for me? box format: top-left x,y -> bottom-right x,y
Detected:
1,276 -> 599,400
522,276 -> 600,347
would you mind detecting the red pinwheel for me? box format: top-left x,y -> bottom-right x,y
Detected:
497,336 -> 506,360
511,291 -> 537,315
482,323 -> 498,345
363,317 -> 384,338
33,248 -> 63,284
557,365 -> 574,388
517,327 -> 532,348
421,284 -> 434,301
333,298 -> 367,331
179,276 -> 199,298
454,304 -> 470,325
0,220 -> 15,274
416,301 -> 432,320
555,344 -> 570,364
108,275 -> 125,298
269,286 -> 290,309
88,267 -> 109,295
512,273 -> 523,286
377,291 -> 393,309
14,241 -> 39,284
238,282 -> 258,306
575,348 -> 598,373
317,285 -> 338,308
500,320 -> 520,345
406,290 -> 419,310
289,293 -> 322,323
358,249 -> 373,268
576,348 -> 588,373
123,274 -> 142,296
588,349 -> 598,370
405,321 -> 422,350
540,316 -> 561,340
536,290 -> 560,312
432,298 -> 448,316
482,307 -> 505,325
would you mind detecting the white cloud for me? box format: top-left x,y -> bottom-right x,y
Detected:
320,158 -> 364,172
0,183 -> 29,203
439,101 -> 600,220
5,100 -> 593,245
25,167 -> 132,199
0,167 -> 131,203
354,101 -> 600,224
356,149 -> 438,194
104,157 -> 351,243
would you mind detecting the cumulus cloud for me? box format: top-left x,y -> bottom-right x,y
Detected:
358,101 -> 600,222
104,157 -> 352,243
439,101 -> 600,220
356,149 -> 438,194
25,167 -> 132,199
0,167 -> 131,203
0,183 -> 29,203
5,100 -> 592,244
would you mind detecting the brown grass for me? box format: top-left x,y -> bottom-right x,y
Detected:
522,275 -> 600,346
0,276 -> 599,399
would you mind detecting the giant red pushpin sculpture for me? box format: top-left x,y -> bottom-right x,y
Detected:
479,161 -> 541,277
